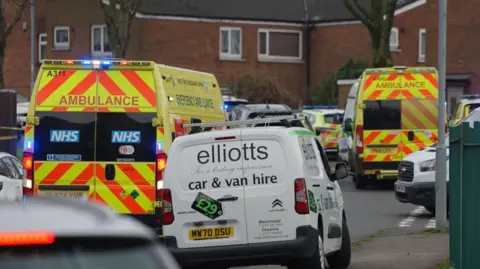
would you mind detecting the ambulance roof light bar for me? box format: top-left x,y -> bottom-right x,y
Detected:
42,59 -> 151,68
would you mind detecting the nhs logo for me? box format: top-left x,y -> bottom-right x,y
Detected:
111,130 -> 141,144
50,130 -> 80,143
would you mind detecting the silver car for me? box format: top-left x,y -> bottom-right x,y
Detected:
0,196 -> 180,269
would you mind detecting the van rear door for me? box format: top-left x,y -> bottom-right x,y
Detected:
165,130 -> 248,248
242,131 -> 296,243
33,68 -> 97,199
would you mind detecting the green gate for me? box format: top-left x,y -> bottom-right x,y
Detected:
450,121 -> 480,269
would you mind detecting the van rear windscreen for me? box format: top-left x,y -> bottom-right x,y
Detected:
363,100 -> 401,130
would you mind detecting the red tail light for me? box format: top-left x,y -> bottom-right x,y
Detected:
294,178 -> 309,214
160,189 -> 174,225
356,125 -> 364,153
155,153 -> 167,197
22,152 -> 34,196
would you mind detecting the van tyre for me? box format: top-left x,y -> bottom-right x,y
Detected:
287,230 -> 326,269
354,174 -> 367,190
326,218 -> 351,269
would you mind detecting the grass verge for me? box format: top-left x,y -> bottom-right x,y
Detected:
436,258 -> 451,269
352,228 -> 394,249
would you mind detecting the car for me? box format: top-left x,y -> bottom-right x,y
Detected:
449,94 -> 480,127
228,103 -> 293,122
161,116 -> 352,269
22,59 -> 226,235
0,196 -> 181,269
16,93 -> 29,127
302,107 -> 345,160
222,95 -> 249,113
394,107 -> 480,214
0,152 -> 23,202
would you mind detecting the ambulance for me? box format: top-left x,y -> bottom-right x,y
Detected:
344,66 -> 440,189
449,94 -> 480,127
22,59 -> 226,233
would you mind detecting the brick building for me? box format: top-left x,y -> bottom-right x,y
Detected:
4,0 -> 477,113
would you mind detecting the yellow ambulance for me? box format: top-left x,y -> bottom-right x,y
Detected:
343,66 -> 440,189
22,59 -> 226,233
449,95 -> 480,127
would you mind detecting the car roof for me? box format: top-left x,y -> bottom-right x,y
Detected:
0,197 -> 156,240
234,104 -> 291,113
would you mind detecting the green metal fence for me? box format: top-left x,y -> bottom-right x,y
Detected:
450,121 -> 480,269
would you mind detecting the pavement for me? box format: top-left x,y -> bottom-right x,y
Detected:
233,172 -> 449,269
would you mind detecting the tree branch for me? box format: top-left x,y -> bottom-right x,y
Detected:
5,0 -> 28,37
342,0 -> 374,30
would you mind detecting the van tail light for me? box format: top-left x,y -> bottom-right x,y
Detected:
356,125 -> 364,153
160,189 -> 174,225
294,178 -> 309,215
155,153 -> 168,224
0,231 -> 55,246
22,152 -> 34,196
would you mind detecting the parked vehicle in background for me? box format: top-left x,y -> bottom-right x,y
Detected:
448,94 -> 480,127
345,66 -> 441,190
16,93 -> 29,127
228,103 -> 293,121
302,107 -> 345,160
0,152 -> 23,202
222,95 -> 249,113
0,196 -> 180,269
394,107 -> 480,215
338,81 -> 359,165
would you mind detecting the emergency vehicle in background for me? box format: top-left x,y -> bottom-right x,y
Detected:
22,59 -> 226,234
302,106 -> 344,160
344,66 -> 441,189
449,94 -> 480,127
222,95 -> 249,114
338,80 -> 360,164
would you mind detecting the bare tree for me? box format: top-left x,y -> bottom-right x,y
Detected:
0,0 -> 28,88
343,0 -> 398,67
99,0 -> 141,58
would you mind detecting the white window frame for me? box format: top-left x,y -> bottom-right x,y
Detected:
91,24 -> 112,57
38,33 -> 47,63
257,28 -> 302,62
53,26 -> 70,49
389,27 -> 399,51
219,27 -> 242,60
418,28 -> 426,62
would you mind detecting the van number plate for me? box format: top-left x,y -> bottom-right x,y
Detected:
367,148 -> 397,154
188,226 -> 234,240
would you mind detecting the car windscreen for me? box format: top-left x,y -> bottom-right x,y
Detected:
303,112 -> 316,125
0,238 -> 169,269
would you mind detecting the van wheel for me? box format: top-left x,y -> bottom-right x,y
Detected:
287,230 -> 326,269
354,175 -> 367,190
326,218 -> 351,269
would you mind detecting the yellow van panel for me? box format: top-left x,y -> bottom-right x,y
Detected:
156,65 -> 225,116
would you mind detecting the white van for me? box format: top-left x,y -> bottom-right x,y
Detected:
338,80 -> 359,164
161,117 -> 351,269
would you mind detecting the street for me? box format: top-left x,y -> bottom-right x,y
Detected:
234,174 -> 437,269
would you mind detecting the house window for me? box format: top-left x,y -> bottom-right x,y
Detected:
418,28 -> 426,62
258,29 -> 302,61
219,27 -> 242,59
53,26 -> 70,49
38,33 -> 47,62
91,24 -> 112,57
390,27 -> 399,50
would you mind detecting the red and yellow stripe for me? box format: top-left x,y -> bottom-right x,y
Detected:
363,72 -> 438,100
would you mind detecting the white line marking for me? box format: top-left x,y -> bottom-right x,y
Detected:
397,206 -> 424,227
425,219 -> 436,229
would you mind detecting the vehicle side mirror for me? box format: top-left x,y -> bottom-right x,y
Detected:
344,119 -> 353,132
334,162 -> 349,180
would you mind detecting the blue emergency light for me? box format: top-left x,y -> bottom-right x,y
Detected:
303,105 -> 338,109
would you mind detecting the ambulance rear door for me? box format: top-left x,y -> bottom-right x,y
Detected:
32,65 -> 97,200
94,67 -> 158,216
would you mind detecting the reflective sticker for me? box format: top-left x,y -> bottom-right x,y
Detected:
49,130 -> 80,143
118,145 -> 135,155
46,154 -> 82,161
111,130 -> 141,143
